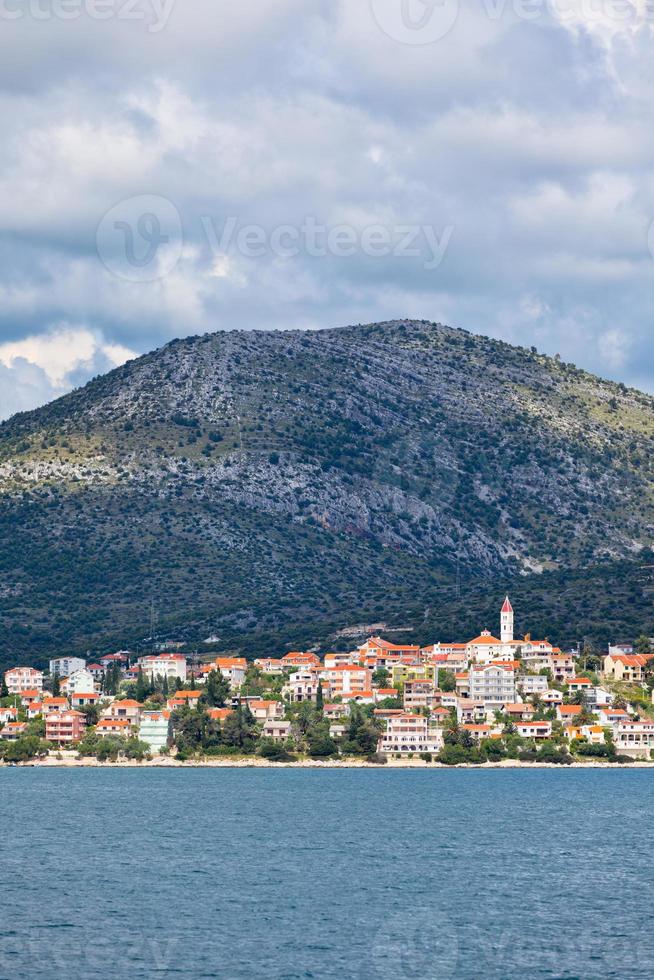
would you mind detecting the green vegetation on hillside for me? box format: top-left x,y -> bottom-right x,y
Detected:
1,320 -> 653,669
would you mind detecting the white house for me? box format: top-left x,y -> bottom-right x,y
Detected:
4,667 -> 43,695
49,657 -> 86,678
61,669 -> 97,696
138,654 -> 187,683
468,664 -> 516,706
378,714 -> 443,755
138,712 -> 172,754
262,720 -> 292,741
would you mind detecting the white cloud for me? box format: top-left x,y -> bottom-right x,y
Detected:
0,1 -> 652,418
0,326 -> 137,417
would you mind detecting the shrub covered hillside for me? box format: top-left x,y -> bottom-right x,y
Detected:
0,319 -> 653,668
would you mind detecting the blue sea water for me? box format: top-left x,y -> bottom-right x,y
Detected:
1,768 -> 653,980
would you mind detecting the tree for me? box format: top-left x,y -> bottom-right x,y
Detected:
439,670 -> 455,693
135,669 -> 149,703
636,634 -> 652,656
105,662 -> 124,696
51,675 -> 61,697
316,681 -> 324,715
0,678 -> 9,699
204,670 -> 230,708
308,733 -> 339,758
0,736 -> 49,763
222,703 -> 257,753
372,668 -> 390,688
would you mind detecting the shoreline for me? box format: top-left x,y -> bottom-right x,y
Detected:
2,756 -> 653,770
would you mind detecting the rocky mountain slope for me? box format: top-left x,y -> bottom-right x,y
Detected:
1,319 -> 653,668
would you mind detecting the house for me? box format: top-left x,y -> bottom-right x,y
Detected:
138,712 -> 172,754
70,692 -> 101,708
541,690 -> 563,706
608,643 -> 635,657
329,723 -> 347,739
549,654 -> 576,682
389,663 -> 436,687
5,667 -> 43,695
403,680 -> 436,711
457,701 -> 490,725
566,678 -> 593,694
167,690 -> 201,710
103,699 -> 143,725
249,700 -> 284,722
42,697 -> 70,715
321,665 -> 373,697
597,707 -> 631,726
613,720 -> 654,757
516,675 -> 549,696
0,722 -> 27,740
341,691 -> 375,705
378,713 -> 443,755
430,706 -> 452,726
138,653 -> 187,683
324,652 -> 360,669
262,720 -> 292,741
465,632 -> 506,665
584,687 -> 614,710
468,664 -> 516,706
61,669 -> 97,696
375,688 -> 400,702
460,724 -> 496,741
503,703 -> 536,722
27,702 -> 44,719
324,703 -> 350,719
280,651 -> 322,669
18,689 -> 42,707
515,721 -> 552,740
87,664 -> 105,683
100,653 -> 129,669
211,658 -> 247,688
602,654 -> 648,683
558,704 -> 583,723
50,657 -> 86,678
455,673 -> 470,698
46,710 -> 86,744
207,708 -> 233,722
357,637 -> 422,664
253,658 -> 286,674
0,707 -> 18,726
565,724 -> 605,745
96,719 -> 132,738
283,668 -> 323,703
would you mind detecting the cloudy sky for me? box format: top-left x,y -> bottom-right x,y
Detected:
0,0 -> 653,418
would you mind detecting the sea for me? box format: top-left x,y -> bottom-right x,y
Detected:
1,767 -> 653,980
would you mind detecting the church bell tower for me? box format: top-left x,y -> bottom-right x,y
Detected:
501,596 -> 514,644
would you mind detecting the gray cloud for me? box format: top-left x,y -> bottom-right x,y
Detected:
0,1 -> 654,418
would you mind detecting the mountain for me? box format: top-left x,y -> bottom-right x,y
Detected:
1,319 -> 654,670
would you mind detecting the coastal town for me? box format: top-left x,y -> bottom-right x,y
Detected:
2,599 -> 654,766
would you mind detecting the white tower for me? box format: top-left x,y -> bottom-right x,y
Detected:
501,596 -> 514,644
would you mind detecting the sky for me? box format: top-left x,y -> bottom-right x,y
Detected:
0,0 -> 653,418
